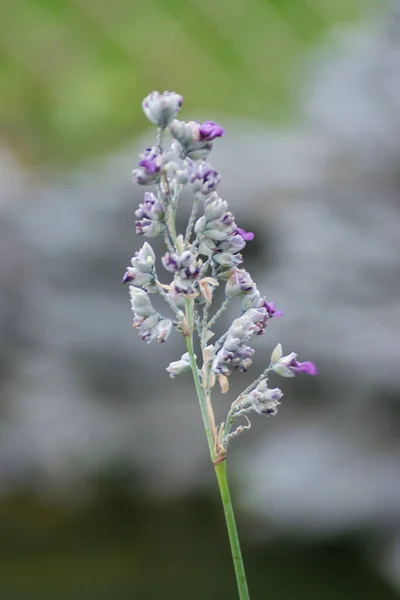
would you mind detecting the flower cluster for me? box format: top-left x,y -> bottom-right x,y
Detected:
189,161 -> 221,197
234,382 -> 283,417
122,242 -> 157,290
162,245 -> 202,297
123,90 -> 317,459
130,287 -> 172,344
169,119 -> 224,160
194,193 -> 253,275
135,192 -> 165,237
132,147 -> 162,185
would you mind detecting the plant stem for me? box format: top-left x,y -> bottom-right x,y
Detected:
208,297 -> 231,329
214,460 -> 251,600
185,298 -> 251,600
185,195 -> 200,244
185,299 -> 216,460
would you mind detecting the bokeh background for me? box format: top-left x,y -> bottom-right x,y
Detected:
1,0 -> 400,598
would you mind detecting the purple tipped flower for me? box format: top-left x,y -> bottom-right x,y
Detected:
270,344 -> 318,377
198,121 -> 225,141
122,242 -> 156,290
122,269 -> 134,284
135,192 -> 164,238
236,227 -> 255,242
169,120 -> 224,159
260,299 -> 283,318
190,161 -> 221,196
226,269 -> 256,297
139,158 -> 159,174
132,148 -> 162,185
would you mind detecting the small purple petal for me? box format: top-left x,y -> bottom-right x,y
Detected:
236,227 -> 255,241
122,271 -> 134,284
139,159 -> 160,174
260,299 -> 283,318
198,121 -> 225,141
298,361 -> 318,375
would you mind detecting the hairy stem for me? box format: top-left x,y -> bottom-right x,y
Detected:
214,460 -> 251,600
185,195 -> 200,244
185,298 -> 216,460
201,303 -> 210,350
208,297 -> 232,329
238,365 -> 271,400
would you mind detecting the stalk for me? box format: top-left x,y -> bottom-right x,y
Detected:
185,298 -> 251,600
184,298 -> 216,460
214,460 -> 251,600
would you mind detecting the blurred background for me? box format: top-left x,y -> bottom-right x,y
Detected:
1,0 -> 400,598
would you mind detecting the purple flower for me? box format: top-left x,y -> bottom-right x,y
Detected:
236,227 -> 255,242
212,344 -> 255,376
132,148 -> 162,185
135,192 -> 164,238
190,161 -> 221,195
139,158 -> 159,174
122,242 -> 156,289
259,299 -> 283,318
198,121 -> 225,141
218,233 -> 246,254
288,360 -> 318,376
162,252 -> 180,272
136,192 -> 163,217
162,250 -> 197,273
270,344 -> 318,377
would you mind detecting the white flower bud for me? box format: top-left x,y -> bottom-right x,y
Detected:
142,91 -> 183,128
129,287 -> 155,317
270,343 -> 283,364
156,319 -> 173,343
169,120 -> 197,144
166,353 -> 192,378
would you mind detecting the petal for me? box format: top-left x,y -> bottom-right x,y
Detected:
270,343 -> 283,364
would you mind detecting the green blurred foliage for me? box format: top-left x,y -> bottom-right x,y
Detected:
0,0 -> 369,166
0,486 -> 397,600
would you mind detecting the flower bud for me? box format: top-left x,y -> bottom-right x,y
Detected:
156,319 -> 173,343
132,148 -> 162,185
166,353 -> 192,378
129,287 -> 154,317
213,252 -> 243,268
197,121 -> 224,141
225,269 -> 256,297
130,288 -> 172,344
190,161 -> 221,196
169,120 -> 198,144
204,194 -> 228,220
135,192 -> 165,238
169,120 -> 223,159
122,242 -> 156,290
142,91 -> 183,128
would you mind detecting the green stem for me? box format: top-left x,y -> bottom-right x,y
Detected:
214,460 -> 251,600
185,297 -> 251,599
184,299 -> 215,460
